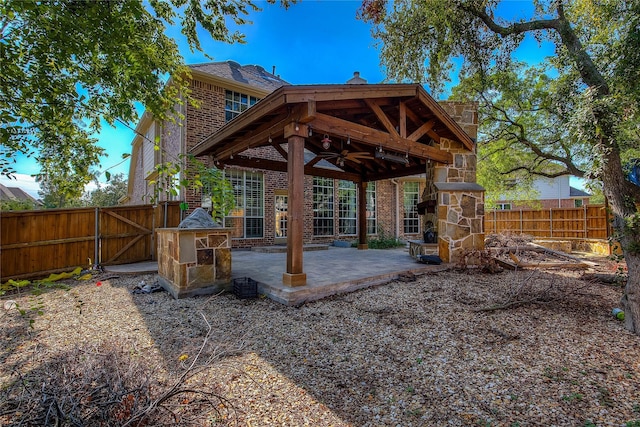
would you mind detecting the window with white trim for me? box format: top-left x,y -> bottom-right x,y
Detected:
366,182 -> 377,235
403,181 -> 420,234
225,170 -> 264,238
338,180 -> 357,235
496,203 -> 512,210
225,90 -> 260,122
313,177 -> 334,236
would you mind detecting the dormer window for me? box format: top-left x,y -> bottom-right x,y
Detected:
225,90 -> 260,122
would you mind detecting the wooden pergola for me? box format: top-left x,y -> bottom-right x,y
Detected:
190,84 -> 475,286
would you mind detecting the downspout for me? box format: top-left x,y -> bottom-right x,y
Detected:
391,179 -> 399,240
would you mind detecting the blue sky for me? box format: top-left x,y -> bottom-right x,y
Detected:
6,0 -> 558,198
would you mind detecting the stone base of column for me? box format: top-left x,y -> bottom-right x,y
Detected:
282,272 -> 307,287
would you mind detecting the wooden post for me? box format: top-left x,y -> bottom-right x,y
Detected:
357,181 -> 368,250
282,123 -> 307,286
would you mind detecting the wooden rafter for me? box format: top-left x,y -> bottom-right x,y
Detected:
310,113 -> 453,164
225,155 -> 362,183
408,120 -> 436,142
364,99 -> 400,138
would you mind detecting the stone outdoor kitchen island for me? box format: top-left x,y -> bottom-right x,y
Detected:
157,209 -> 233,298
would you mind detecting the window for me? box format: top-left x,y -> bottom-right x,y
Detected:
225,90 -> 260,122
313,177 -> 334,236
366,182 -> 377,235
574,199 -> 583,208
496,203 -> 512,210
403,181 -> 420,234
338,180 -> 357,235
225,170 -> 264,238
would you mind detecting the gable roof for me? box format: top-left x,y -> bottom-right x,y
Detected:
0,184 -> 41,205
190,61 -> 290,92
190,83 -> 476,183
569,186 -> 591,197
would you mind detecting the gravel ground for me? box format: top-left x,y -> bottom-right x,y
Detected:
2,261 -> 640,426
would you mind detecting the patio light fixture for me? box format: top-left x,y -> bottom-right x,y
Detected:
321,134 -> 332,150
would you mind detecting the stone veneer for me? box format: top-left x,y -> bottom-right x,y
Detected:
435,183 -> 485,263
157,228 -> 232,298
431,102 -> 485,264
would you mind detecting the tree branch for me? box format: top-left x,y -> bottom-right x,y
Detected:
461,3 -> 561,36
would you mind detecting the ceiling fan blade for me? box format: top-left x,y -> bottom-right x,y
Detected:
319,152 -> 339,158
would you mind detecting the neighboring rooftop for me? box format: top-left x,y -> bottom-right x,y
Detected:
570,186 -> 591,198
190,61 -> 290,92
0,183 -> 41,205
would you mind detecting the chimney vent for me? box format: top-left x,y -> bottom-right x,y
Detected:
346,71 -> 367,84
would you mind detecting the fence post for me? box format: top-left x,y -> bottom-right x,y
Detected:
94,207 -> 100,269
520,209 -> 523,234
164,201 -> 168,228
549,209 -> 553,238
151,205 -> 156,261
584,205 -> 588,238
493,209 -> 497,234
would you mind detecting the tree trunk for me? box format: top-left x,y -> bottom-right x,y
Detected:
600,145 -> 640,333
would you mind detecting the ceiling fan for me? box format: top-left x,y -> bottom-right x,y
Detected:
318,135 -> 373,166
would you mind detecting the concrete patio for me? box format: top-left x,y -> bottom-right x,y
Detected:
105,246 -> 448,305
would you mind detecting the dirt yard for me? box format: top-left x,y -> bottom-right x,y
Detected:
1,258 -> 639,426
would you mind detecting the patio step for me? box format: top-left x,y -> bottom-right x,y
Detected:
251,244 -> 329,253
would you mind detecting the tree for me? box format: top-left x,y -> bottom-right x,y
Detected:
361,0 -> 640,333
0,198 -> 39,211
0,0 -> 290,190
84,173 -> 128,207
450,61 -> 593,207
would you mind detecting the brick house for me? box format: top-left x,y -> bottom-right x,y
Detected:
495,176 -> 591,210
123,61 -> 482,267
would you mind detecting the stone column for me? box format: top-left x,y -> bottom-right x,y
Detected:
435,183 -> 485,263
433,102 -> 484,263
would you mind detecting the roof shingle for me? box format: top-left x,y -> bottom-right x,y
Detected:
190,61 -> 289,92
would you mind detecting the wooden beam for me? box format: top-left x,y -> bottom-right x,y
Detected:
310,113 -> 453,164
399,101 -> 407,139
283,135 -> 307,286
284,122 -> 309,139
225,156 -> 363,182
416,89 -> 475,150
405,108 -> 441,143
408,120 -> 436,142
283,84 -> 419,104
271,142 -> 289,161
365,99 -> 399,138
191,89 -> 288,156
193,103 -> 314,159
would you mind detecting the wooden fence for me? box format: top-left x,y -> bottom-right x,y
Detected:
484,204 -> 610,240
1,202 -> 182,280
1,202 -> 611,280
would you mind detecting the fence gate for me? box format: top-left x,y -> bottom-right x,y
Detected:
0,203 -> 182,280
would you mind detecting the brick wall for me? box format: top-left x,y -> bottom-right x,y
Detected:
183,80 -> 226,209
